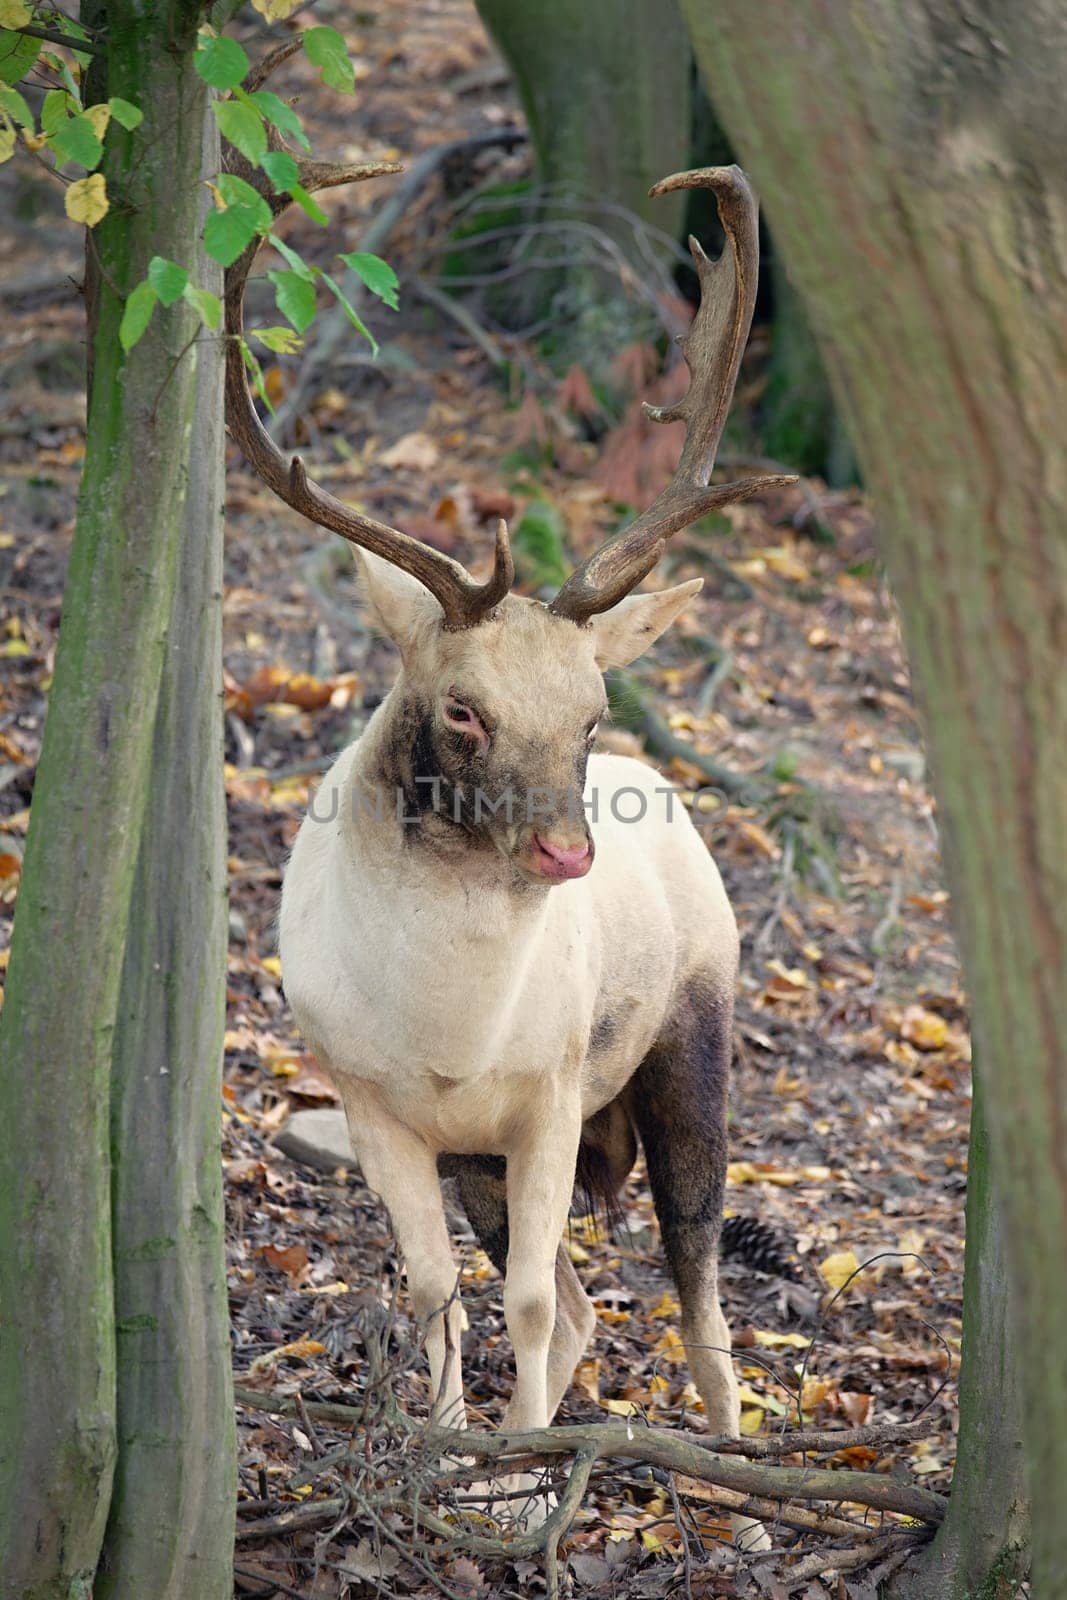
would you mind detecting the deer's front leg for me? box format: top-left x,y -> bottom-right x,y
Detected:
334,1078 -> 467,1429
501,1097 -> 582,1434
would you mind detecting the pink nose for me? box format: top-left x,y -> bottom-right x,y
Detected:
531,833 -> 593,880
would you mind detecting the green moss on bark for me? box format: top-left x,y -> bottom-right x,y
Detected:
0,3 -> 211,1592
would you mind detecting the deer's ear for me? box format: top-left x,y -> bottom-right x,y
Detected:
356,550 -> 442,651
591,579 -> 703,669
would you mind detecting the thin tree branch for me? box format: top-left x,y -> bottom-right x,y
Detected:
13,23 -> 104,55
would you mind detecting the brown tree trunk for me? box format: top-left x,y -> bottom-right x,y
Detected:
682,1 -> 1067,1590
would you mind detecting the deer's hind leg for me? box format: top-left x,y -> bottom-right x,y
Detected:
628,978 -> 769,1552
438,1154 -> 595,1421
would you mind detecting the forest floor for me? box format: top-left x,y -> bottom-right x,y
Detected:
0,3 -> 971,1597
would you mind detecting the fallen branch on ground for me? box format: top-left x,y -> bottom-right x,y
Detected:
233,1384 -> 945,1525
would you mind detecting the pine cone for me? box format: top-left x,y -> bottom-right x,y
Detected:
720,1214 -> 801,1281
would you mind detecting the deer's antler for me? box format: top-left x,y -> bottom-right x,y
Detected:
224,159 -> 514,631
548,166 -> 795,624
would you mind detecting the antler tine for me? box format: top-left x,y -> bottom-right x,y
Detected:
548,165 -> 796,624
223,160 -> 514,631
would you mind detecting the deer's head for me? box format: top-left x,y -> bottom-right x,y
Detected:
356,557 -> 703,881
225,164 -> 792,885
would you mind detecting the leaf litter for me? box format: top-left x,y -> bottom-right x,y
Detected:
0,1 -> 973,1594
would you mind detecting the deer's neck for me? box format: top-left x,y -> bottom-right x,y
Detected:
345,684 -> 539,910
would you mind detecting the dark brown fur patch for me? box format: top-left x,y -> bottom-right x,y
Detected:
628,980 -> 731,1306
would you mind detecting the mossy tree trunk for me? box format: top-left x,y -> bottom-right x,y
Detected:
473,0 -> 691,357
683,1 -> 1067,1590
763,258 -> 853,484
0,3 -> 218,1593
476,0 -> 691,257
95,104 -> 235,1600
905,1073 -> 1027,1598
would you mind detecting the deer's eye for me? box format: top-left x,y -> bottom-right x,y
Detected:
444,698 -> 486,739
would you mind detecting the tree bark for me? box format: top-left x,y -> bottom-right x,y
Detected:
682,1 -> 1067,1589
763,257 -> 853,484
476,0 -> 691,257
0,4 -> 209,1593
899,1074 -> 1028,1599
473,0 -> 691,354
95,106 -> 235,1600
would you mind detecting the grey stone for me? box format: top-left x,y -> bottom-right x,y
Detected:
272,1109 -> 355,1174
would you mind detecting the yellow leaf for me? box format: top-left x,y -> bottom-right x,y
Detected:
250,0 -> 303,17
900,1005 -> 948,1051
65,173 -> 109,227
650,1290 -> 681,1320
819,1249 -> 861,1291
22,129 -> 47,151
573,1357 -> 600,1403
640,1529 -> 667,1552
602,1397 -> 639,1417
897,1227 -> 927,1276
651,1326 -> 686,1365
739,1406 -> 765,1435
566,1237 -> 591,1265
0,639 -> 28,658
260,955 -> 283,978
648,1373 -> 670,1396
0,0 -> 32,25
84,103 -> 111,139
752,1329 -> 811,1349
0,125 -> 15,165
801,1377 -> 833,1409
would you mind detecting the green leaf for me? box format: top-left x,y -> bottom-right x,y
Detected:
119,280 -> 158,352
0,30 -> 39,87
320,269 -> 377,355
252,325 -> 303,354
49,112 -> 102,170
203,204 -> 262,268
182,281 -> 221,330
289,182 -> 327,225
55,57 -> 81,106
258,151 -> 328,225
108,95 -> 143,131
239,336 -> 274,415
216,172 -> 271,230
339,250 -> 399,311
302,25 -> 355,93
267,231 -> 314,281
260,148 -> 298,191
245,87 -> 309,152
213,98 -> 267,166
268,268 -> 316,334
147,256 -> 188,307
41,88 -> 71,134
195,32 -> 249,91
0,83 -> 30,127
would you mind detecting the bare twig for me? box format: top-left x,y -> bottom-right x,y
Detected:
408,276 -> 509,368
13,23 -> 104,55
245,36 -> 303,94
787,1533 -> 917,1584
612,669 -> 761,800
268,129 -> 527,438
235,1496 -> 347,1541
234,1562 -> 311,1600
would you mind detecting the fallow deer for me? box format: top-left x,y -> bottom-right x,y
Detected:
226,163 -> 791,1543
